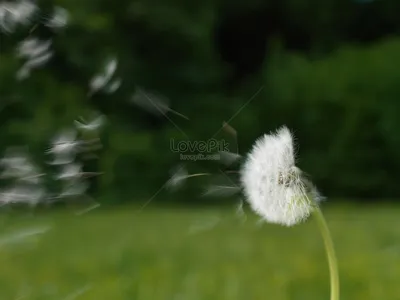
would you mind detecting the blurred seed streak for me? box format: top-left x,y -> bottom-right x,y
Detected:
136,182 -> 167,212
58,181 -> 89,198
187,215 -> 220,235
44,6 -> 69,29
235,199 -> 247,222
104,58 -> 117,77
222,121 -> 240,158
165,164 -> 188,191
0,225 -> 51,247
88,57 -> 119,96
61,284 -> 92,300
141,169 -> 211,212
20,173 -> 45,183
24,51 -> 53,68
17,38 -> 52,58
130,87 -> 191,206
75,202 -> 100,216
131,88 -> 189,138
218,150 -> 242,166
254,217 -> 265,228
105,78 -> 121,94
16,37 -> 53,79
0,0 -> 38,33
28,22 -> 38,33
210,85 -> 264,139
202,184 -> 241,197
214,168 -> 242,194
74,114 -> 106,132
46,129 -> 80,164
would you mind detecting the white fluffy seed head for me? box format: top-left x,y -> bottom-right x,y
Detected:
240,126 -> 321,226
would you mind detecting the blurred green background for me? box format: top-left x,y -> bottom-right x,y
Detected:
1,0 -> 400,299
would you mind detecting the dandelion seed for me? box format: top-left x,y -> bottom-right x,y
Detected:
45,6 -> 68,29
16,37 -> 53,79
0,0 -> 37,33
18,173 -> 45,184
47,154 -> 76,165
46,129 -> 80,163
187,215 -> 220,235
0,225 -> 50,247
235,199 -> 247,222
104,58 -> 117,77
58,181 -> 89,198
218,151 -> 242,166
0,147 -> 41,180
131,87 -> 189,120
202,184 -> 241,197
61,284 -> 92,300
75,202 -> 100,216
16,66 -> 30,80
105,78 -> 122,94
88,57 -> 118,95
2,185 -> 46,206
17,38 -> 52,58
166,165 -> 210,191
24,51 -> 53,68
10,0 -> 37,25
74,114 -> 106,132
131,88 -> 170,115
55,163 -> 83,180
166,165 -> 188,191
89,75 -> 108,94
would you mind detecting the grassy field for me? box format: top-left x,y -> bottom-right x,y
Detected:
0,203 -> 399,300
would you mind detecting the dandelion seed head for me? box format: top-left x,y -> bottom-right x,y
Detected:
240,126 -> 320,226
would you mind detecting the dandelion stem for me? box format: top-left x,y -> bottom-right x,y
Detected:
313,206 -> 339,300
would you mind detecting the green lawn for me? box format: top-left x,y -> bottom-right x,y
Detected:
0,203 -> 399,299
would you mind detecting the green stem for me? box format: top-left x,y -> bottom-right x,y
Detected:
313,206 -> 340,300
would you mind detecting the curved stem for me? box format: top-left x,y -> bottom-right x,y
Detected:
313,206 -> 340,300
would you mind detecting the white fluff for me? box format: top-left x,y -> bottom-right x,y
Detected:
240,126 -> 320,226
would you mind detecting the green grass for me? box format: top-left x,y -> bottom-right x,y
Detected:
0,203 -> 399,299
